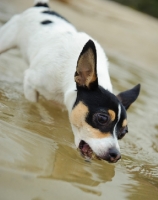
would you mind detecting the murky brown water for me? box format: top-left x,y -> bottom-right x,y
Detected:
0,0 -> 158,200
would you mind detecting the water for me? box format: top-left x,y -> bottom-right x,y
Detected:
0,1 -> 158,200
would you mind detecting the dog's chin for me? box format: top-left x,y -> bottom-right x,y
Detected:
78,140 -> 95,159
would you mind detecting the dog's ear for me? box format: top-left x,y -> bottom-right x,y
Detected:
117,84 -> 141,110
74,40 -> 98,89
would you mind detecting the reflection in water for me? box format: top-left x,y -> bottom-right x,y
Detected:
0,47 -> 157,200
109,56 -> 158,199
0,84 -> 115,177
0,55 -> 116,198
0,120 -> 57,176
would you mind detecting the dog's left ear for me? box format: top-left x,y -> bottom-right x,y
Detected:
117,84 -> 141,110
74,39 -> 98,89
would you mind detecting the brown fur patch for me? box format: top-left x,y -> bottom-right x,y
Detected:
84,123 -> 111,138
70,101 -> 111,139
108,109 -> 116,121
70,101 -> 88,127
122,119 -> 127,127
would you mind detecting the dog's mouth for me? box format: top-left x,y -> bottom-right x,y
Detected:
78,140 -> 121,163
78,140 -> 94,159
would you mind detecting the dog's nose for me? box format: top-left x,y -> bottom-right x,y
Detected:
108,148 -> 121,163
99,148 -> 121,163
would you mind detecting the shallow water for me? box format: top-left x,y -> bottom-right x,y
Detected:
0,1 -> 158,200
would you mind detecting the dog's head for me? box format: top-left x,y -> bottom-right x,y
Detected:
70,40 -> 140,163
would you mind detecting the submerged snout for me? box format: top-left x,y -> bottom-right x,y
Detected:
78,139 -> 121,163
100,148 -> 121,163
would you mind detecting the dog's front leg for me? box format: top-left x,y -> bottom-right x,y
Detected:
24,69 -> 39,102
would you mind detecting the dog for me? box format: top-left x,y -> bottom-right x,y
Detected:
0,0 -> 140,163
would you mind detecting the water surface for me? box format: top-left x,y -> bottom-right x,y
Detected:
0,1 -> 158,200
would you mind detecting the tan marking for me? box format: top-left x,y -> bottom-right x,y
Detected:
122,119 -> 127,127
75,48 -> 97,88
70,101 -> 111,139
84,123 -> 111,138
70,101 -> 89,127
108,109 -> 116,121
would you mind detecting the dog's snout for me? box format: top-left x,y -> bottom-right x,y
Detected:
100,148 -> 121,163
108,148 -> 121,163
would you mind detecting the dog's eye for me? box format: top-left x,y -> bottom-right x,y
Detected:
94,113 -> 109,125
118,126 -> 128,139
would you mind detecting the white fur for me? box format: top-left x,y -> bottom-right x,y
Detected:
113,104 -> 121,150
71,104 -> 121,158
0,1 -> 115,157
34,0 -> 49,4
72,124 -> 118,157
0,5 -> 112,104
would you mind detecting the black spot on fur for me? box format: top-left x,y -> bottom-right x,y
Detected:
42,10 -> 70,23
35,2 -> 49,8
41,20 -> 53,25
117,84 -> 141,110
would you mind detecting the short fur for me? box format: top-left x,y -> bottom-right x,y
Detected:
0,0 -> 140,163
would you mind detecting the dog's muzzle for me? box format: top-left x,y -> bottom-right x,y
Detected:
79,140 -> 121,163
100,148 -> 121,163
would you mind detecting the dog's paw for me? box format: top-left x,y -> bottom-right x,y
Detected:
24,84 -> 39,102
25,89 -> 39,102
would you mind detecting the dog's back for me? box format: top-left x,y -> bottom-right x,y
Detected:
0,1 -> 112,103
16,6 -> 77,62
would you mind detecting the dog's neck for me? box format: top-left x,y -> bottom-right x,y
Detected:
64,88 -> 77,116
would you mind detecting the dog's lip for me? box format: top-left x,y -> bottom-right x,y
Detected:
78,140 -> 94,159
